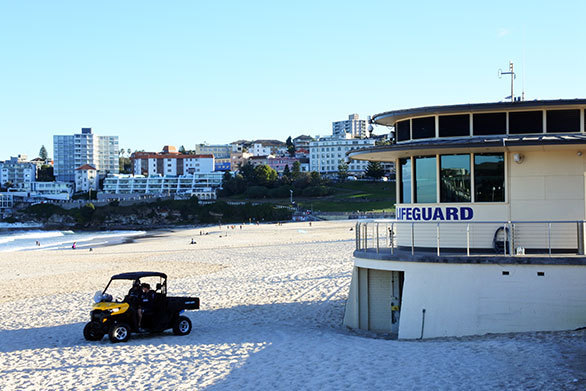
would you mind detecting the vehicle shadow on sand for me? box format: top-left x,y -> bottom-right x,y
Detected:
0,299 -> 348,354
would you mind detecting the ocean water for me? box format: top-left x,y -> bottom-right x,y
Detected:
0,229 -> 146,252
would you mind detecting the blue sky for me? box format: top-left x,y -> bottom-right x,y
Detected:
0,1 -> 584,159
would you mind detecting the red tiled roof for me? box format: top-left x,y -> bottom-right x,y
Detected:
75,164 -> 96,170
130,153 -> 214,159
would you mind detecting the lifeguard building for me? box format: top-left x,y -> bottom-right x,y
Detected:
343,99 -> 586,339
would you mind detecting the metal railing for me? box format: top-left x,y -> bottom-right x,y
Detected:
355,220 -> 586,257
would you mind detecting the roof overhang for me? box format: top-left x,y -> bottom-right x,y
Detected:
372,99 -> 586,127
348,134 -> 586,162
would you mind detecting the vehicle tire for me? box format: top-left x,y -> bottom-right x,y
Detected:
109,323 -> 131,343
83,322 -> 104,341
173,316 -> 192,336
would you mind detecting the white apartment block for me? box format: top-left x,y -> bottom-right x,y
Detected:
332,114 -> 368,138
251,140 -> 286,156
309,136 -> 374,175
0,156 -> 37,186
10,182 -> 74,201
102,173 -> 223,200
53,128 -> 119,182
131,146 -> 215,176
74,164 -> 99,193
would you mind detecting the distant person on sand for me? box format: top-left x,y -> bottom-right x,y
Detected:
190,238 -> 196,244
72,242 -> 77,249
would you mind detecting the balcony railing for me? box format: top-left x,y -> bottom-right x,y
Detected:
355,220 -> 586,257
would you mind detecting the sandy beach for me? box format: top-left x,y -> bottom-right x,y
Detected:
0,220 -> 584,390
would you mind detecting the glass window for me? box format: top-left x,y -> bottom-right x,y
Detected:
473,113 -> 506,135
414,156 -> 436,203
440,154 -> 471,202
399,158 -> 411,203
509,111 -> 543,134
474,153 -> 505,202
412,117 -> 436,139
396,120 -> 410,142
546,109 -> 580,133
439,115 -> 470,137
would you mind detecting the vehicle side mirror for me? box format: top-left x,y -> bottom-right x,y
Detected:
156,283 -> 162,291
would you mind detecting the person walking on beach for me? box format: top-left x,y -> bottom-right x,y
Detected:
72,242 -> 77,249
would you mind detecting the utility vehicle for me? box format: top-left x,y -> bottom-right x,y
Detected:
83,271 -> 199,343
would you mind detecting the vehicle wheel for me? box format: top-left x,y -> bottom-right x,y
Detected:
173,316 -> 192,336
109,323 -> 131,343
83,322 -> 104,341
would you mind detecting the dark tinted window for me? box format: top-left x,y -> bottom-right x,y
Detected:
412,117 -> 436,139
440,154 -> 471,202
474,153 -> 505,202
473,112 -> 506,135
547,109 -> 580,133
439,114 -> 470,137
509,111 -> 543,134
414,156 -> 437,203
399,158 -> 411,203
397,120 -> 410,142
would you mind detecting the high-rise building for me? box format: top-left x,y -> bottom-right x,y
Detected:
332,114 -> 368,138
53,128 -> 119,182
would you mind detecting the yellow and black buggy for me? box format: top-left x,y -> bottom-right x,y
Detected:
83,271 -> 200,343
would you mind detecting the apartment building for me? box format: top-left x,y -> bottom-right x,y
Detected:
248,156 -> 300,173
53,128 -> 119,182
74,164 -> 99,192
309,135 -> 374,175
131,146 -> 215,176
102,173 -> 223,200
251,140 -> 287,156
0,155 -> 37,186
332,114 -> 368,138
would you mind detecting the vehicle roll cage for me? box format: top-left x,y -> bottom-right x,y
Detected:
102,271 -> 168,296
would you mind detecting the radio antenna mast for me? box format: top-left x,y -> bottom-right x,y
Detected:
498,61 -> 516,102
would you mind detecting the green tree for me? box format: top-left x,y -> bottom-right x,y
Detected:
179,145 -> 186,154
309,171 -> 322,186
39,145 -> 48,161
119,157 -> 131,174
254,164 -> 278,187
37,165 -> 55,181
286,136 -> 295,156
239,162 -> 256,183
282,164 -> 291,177
365,161 -> 385,179
292,161 -> 301,178
337,162 -> 349,181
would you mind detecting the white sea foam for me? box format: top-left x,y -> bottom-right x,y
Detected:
0,230 -> 146,252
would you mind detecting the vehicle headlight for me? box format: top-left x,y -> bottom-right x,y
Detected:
108,307 -> 121,313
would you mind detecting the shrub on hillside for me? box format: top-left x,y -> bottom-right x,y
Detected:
245,186 -> 269,199
301,186 -> 334,197
268,185 -> 292,198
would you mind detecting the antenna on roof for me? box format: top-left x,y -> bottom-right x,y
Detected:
521,28 -> 526,101
498,61 -> 516,102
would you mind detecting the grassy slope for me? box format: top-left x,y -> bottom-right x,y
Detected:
220,181 -> 396,212
298,181 -> 396,212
